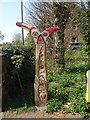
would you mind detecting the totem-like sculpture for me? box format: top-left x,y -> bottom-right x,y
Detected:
16,22 -> 60,107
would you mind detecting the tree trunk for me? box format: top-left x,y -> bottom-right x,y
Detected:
53,2 -> 70,71
54,31 -> 65,71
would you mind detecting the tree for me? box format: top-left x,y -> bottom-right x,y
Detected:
24,33 -> 34,46
25,2 -> 54,30
25,1 -> 71,71
52,2 -> 71,70
0,30 -> 4,41
12,33 -> 22,45
24,33 -> 35,54
75,1 -> 90,68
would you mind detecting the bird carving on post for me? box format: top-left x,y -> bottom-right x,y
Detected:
16,22 -> 60,107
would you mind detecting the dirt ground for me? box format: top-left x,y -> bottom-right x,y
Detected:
0,110 -> 82,118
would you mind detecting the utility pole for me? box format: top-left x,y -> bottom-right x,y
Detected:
21,0 -> 24,45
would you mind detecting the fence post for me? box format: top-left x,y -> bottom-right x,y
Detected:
86,70 -> 90,102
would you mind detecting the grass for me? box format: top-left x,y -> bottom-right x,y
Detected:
10,105 -> 36,115
46,48 -> 90,118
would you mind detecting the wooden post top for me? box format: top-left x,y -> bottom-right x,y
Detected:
16,22 -> 60,44
86,70 -> 90,79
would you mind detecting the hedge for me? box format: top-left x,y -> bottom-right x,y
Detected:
1,43 -> 35,110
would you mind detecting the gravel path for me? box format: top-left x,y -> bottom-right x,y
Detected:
1,111 -> 81,118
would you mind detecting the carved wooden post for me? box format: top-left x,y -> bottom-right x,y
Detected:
16,22 -> 60,107
86,70 -> 90,102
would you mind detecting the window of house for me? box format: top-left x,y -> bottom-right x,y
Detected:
71,37 -> 78,43
72,25 -> 77,30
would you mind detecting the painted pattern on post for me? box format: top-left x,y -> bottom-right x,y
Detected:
16,22 -> 60,106
37,44 -> 47,103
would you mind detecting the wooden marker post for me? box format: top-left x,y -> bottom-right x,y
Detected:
16,22 -> 60,107
86,70 -> 90,102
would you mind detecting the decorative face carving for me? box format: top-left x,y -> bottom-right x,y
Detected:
16,22 -> 60,105
16,22 -> 60,44
31,29 -> 49,44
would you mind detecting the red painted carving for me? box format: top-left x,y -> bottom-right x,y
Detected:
37,35 -> 45,44
38,45 -> 48,103
16,22 -> 60,106
44,27 -> 60,35
32,32 -> 39,38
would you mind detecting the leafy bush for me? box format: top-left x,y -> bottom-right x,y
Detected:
46,99 -> 64,113
48,83 -> 69,103
46,49 -> 90,118
1,43 -> 35,110
70,97 -> 90,118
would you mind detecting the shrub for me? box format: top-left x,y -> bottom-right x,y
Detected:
1,43 -> 35,110
46,49 -> 89,118
46,99 -> 64,113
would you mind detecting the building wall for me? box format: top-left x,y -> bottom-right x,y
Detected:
64,9 -> 83,48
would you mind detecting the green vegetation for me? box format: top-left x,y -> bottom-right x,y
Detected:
1,1 -> 90,118
46,48 -> 90,118
1,43 -> 90,118
75,2 -> 90,62
1,43 -> 36,113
